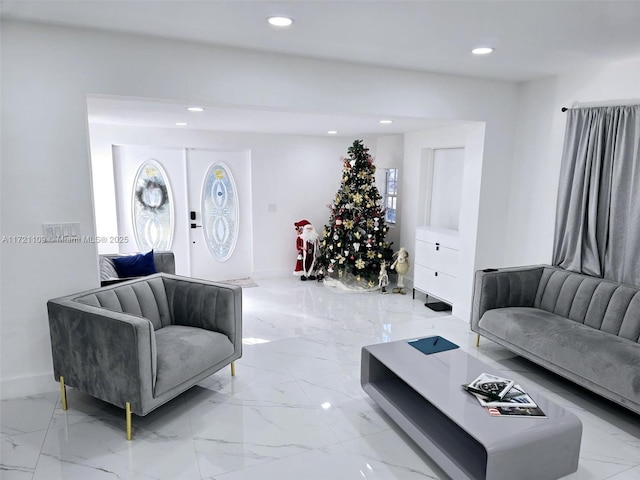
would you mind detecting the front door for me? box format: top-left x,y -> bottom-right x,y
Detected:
112,145 -> 252,281
185,148 -> 253,281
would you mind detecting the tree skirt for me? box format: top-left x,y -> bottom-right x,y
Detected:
323,275 -> 378,293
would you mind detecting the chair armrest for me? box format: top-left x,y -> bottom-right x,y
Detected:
161,274 -> 242,356
471,265 -> 545,332
47,299 -> 156,413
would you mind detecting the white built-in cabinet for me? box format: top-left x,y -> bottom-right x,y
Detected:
413,226 -> 460,304
413,147 -> 464,308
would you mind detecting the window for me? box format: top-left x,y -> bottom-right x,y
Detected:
132,160 -> 174,251
384,168 -> 398,224
202,162 -> 239,261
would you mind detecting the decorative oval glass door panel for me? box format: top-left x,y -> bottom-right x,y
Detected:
202,162 -> 239,261
132,160 -> 174,252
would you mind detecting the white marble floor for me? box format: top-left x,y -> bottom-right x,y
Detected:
2,277 -> 640,479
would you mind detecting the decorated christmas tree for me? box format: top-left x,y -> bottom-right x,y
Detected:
318,140 -> 394,289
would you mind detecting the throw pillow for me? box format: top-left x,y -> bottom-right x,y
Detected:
112,251 -> 157,278
99,256 -> 120,281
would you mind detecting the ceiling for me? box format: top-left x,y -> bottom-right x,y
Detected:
4,0 -> 640,136
85,96 -> 462,137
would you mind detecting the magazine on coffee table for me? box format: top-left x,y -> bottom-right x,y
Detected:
463,372 -> 539,409
486,405 -> 546,418
464,372 -> 516,400
464,383 -> 538,408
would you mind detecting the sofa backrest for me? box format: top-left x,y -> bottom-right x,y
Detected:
100,251 -> 175,281
75,276 -> 171,330
535,267 -> 640,343
161,276 -> 239,341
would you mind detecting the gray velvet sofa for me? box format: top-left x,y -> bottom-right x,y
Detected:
47,273 -> 242,439
471,265 -> 640,415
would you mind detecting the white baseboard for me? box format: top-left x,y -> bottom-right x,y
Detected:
1,372 -> 59,400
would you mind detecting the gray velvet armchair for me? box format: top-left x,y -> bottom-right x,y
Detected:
47,273 -> 242,439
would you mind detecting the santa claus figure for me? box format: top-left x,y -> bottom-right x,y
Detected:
293,219 -> 320,281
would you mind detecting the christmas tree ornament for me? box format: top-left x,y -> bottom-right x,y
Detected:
391,247 -> 410,294
378,261 -> 389,293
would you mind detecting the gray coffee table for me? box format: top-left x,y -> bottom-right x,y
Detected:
361,337 -> 582,480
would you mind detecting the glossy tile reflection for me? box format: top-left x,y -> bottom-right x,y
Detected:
2,277 -> 639,479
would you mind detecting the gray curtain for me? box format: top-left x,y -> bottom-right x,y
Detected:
553,105 -> 640,285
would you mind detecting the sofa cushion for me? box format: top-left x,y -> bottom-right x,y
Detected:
112,250 -> 157,278
535,268 -> 640,342
479,307 -> 640,405
153,325 -> 234,396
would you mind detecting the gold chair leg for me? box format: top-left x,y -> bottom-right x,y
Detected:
475,334 -> 480,347
230,361 -> 236,377
59,376 -> 67,411
126,402 -> 132,441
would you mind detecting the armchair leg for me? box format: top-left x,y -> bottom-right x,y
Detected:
230,361 -> 236,377
126,402 -> 132,441
59,376 -> 67,411
475,334 -> 480,347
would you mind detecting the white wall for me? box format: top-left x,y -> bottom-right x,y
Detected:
505,58 -> 640,266
402,123 -> 488,321
89,122 -> 370,277
1,20 -> 519,397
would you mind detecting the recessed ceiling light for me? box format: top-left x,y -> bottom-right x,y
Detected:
472,47 -> 494,55
176,122 -> 188,126
267,16 -> 294,27
187,107 -> 204,112
327,130 -> 338,135
379,119 -> 393,124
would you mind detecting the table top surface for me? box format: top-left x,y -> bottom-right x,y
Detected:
363,336 -> 582,445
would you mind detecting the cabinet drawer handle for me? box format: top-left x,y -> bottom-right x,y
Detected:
435,242 -> 440,251
435,271 -> 438,277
